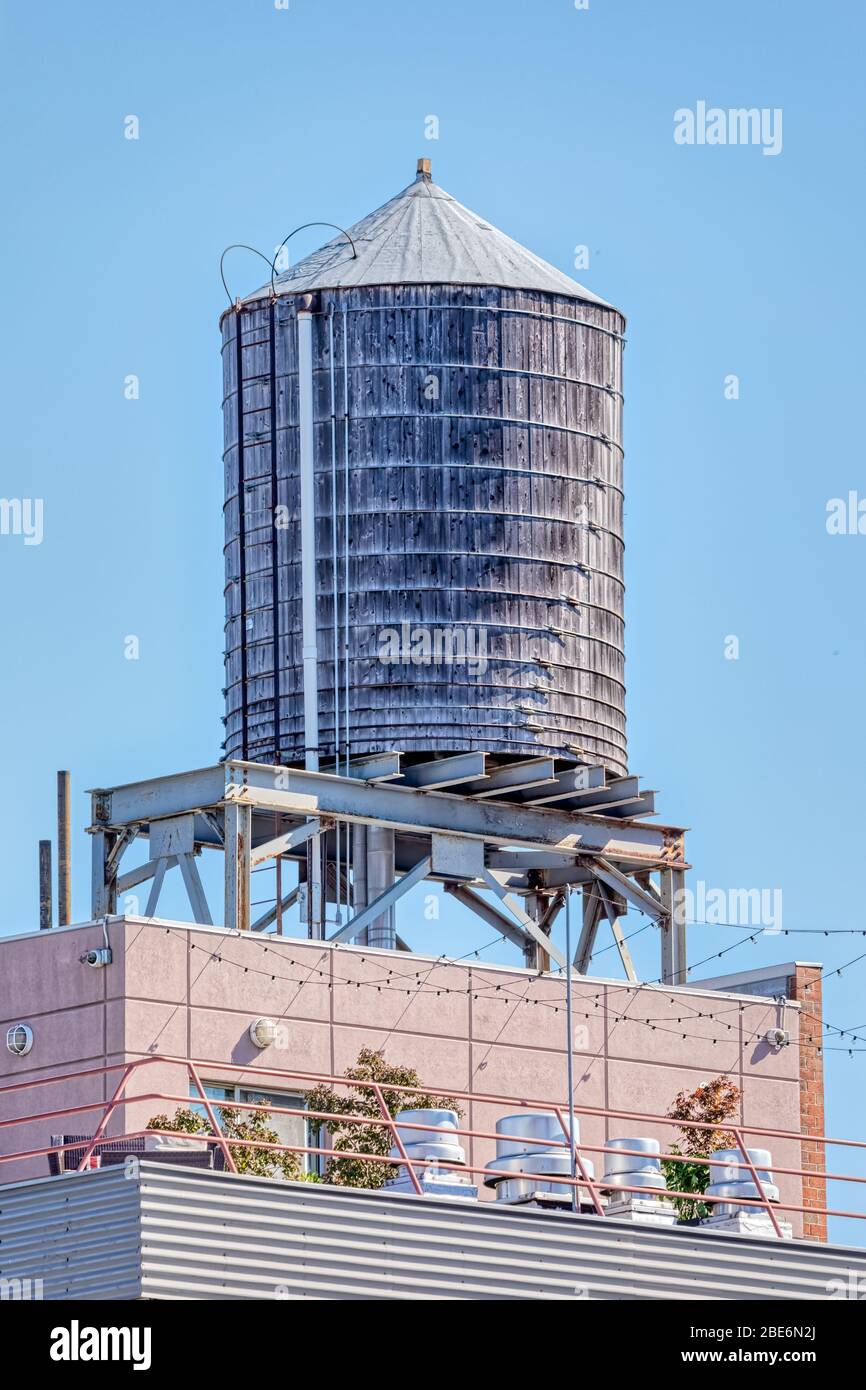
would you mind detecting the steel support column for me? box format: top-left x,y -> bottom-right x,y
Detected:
224,801 -> 252,932
90,830 -> 116,919
660,866 -> 687,986
574,884 -> 602,974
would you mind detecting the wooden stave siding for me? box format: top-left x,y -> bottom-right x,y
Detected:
222,283 -> 627,773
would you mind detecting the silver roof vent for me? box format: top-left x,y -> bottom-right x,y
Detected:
485,1111 -> 593,1208
602,1137 -> 677,1228
702,1147 -> 792,1238
386,1108 -> 477,1201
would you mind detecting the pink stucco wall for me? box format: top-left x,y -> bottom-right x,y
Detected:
0,917 -> 809,1229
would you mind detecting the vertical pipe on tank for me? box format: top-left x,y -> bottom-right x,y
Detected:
564,889 -> 578,1212
234,309 -> 249,758
366,826 -> 395,949
342,307 -> 350,774
267,299 -> 281,764
342,308 -> 352,906
353,823 -> 367,944
328,309 -> 340,769
39,839 -> 53,930
328,309 -> 341,921
57,770 -> 71,926
342,308 -> 352,920
297,302 -> 320,772
353,825 -> 367,909
297,296 -> 323,936
275,817 -> 283,936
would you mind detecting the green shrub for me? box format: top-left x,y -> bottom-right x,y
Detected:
147,1101 -> 309,1182
305,1047 -> 463,1189
660,1076 -> 741,1220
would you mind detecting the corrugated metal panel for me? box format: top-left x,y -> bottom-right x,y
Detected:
136,1168 -> 866,1301
5,1164 -> 864,1301
240,171 -> 614,309
0,1166 -> 141,1301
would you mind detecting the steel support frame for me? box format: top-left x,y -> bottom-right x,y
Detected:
87,760 -> 687,976
593,880 -> 636,982
572,865 -> 687,985
90,762 -> 685,862
478,867 -> 567,970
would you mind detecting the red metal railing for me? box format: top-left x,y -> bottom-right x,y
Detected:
0,1054 -> 858,1240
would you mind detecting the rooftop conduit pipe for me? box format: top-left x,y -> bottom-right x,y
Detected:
367,826 -> 396,950
57,770 -> 71,926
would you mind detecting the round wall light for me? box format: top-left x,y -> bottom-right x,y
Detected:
6,1023 -> 34,1057
248,1017 -> 278,1050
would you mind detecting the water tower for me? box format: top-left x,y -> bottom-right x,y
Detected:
221,160 -> 627,783
213,158 -> 657,955
86,164 -> 681,977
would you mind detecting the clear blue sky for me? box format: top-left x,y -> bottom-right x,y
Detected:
2,0 -> 865,1214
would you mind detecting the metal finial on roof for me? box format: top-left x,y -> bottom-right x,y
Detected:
416,157 -> 432,180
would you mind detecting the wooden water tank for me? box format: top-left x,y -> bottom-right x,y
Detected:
221,166 -> 627,776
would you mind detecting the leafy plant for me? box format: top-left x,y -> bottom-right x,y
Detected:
305,1046 -> 464,1189
660,1076 -> 742,1220
147,1101 -> 310,1182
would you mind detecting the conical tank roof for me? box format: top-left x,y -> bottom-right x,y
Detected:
243,160 -> 614,309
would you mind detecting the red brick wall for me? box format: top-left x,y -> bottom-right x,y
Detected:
791,965 -> 826,1241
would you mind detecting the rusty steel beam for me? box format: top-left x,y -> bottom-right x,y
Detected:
89,762 -> 686,869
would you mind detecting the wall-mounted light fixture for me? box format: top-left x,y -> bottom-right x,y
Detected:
6,1023 -> 34,1057
248,1017 -> 278,1049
